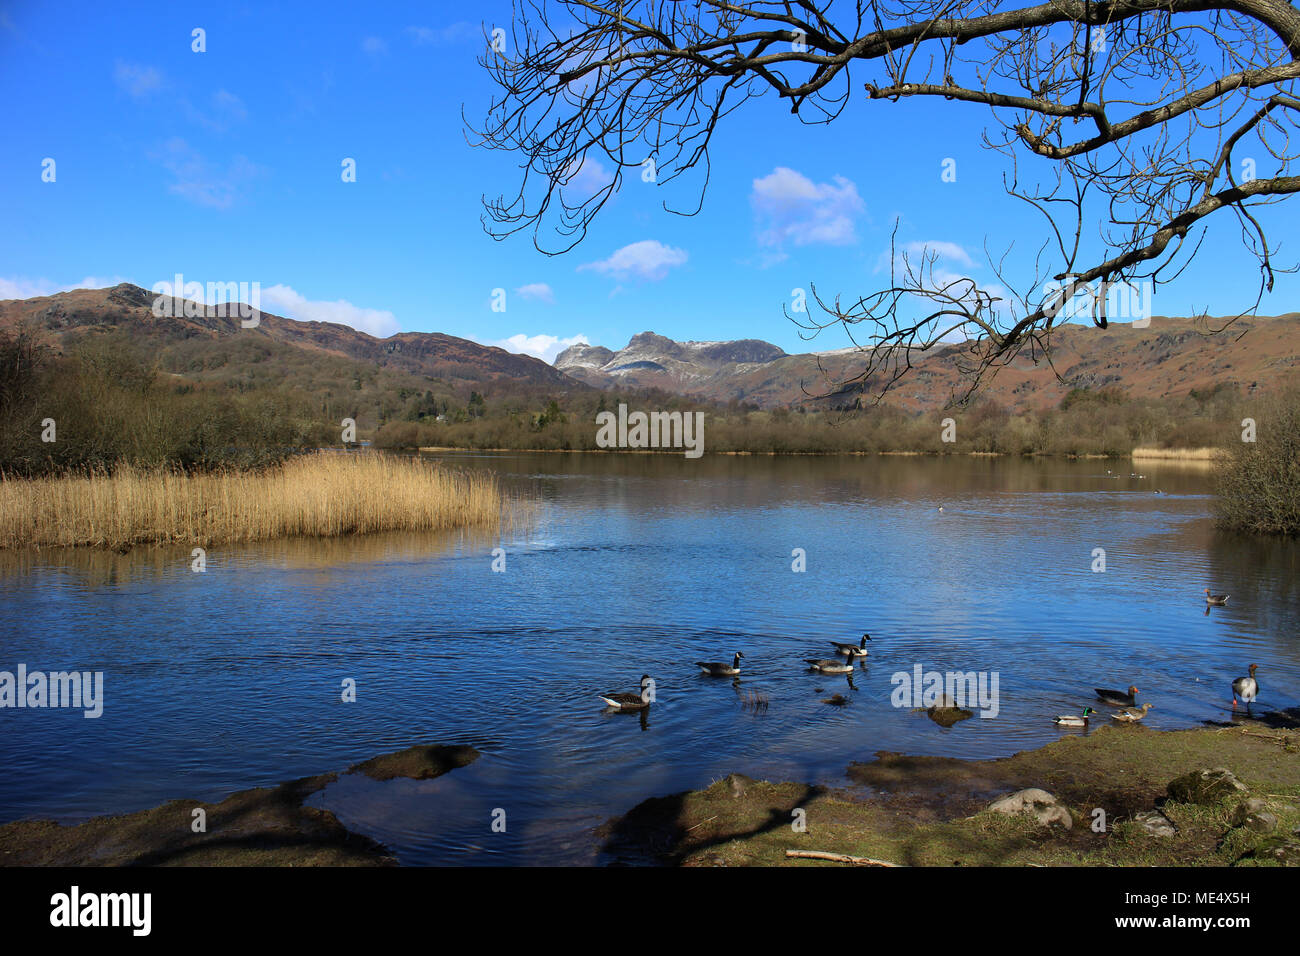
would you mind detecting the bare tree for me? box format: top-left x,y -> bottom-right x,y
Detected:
470,0 -> 1300,402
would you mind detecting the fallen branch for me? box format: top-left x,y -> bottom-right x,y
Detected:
785,849 -> 902,867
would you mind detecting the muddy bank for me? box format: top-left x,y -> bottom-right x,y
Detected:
0,744 -> 479,866
600,721 -> 1300,866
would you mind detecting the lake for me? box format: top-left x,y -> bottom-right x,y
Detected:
2,452 -> 1298,864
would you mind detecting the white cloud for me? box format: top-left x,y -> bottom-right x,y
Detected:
751,167 -> 864,248
114,61 -> 162,97
578,239 -> 688,281
490,333 -> 589,363
156,137 -> 262,209
563,157 -> 614,195
407,23 -> 476,46
260,284 -> 400,337
515,283 -> 555,304
0,275 -> 128,300
362,36 -> 388,56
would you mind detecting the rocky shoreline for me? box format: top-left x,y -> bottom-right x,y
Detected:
599,720 -> 1300,867
4,724 -> 1299,867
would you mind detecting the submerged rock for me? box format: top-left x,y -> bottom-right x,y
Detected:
1166,767 -> 1248,805
1134,810 -> 1178,838
345,744 -> 480,782
988,788 -> 1073,828
927,695 -> 974,727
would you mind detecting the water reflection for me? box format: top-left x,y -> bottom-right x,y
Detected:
2,452 -> 1298,865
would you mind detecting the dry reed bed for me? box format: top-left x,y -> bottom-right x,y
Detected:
0,453 -> 511,550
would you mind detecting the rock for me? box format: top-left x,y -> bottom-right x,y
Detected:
1133,810 -> 1178,837
1166,767 -> 1248,805
927,695 -> 974,727
988,788 -> 1073,828
1230,798 -> 1278,833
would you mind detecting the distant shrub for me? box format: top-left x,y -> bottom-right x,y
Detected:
1214,390 -> 1300,536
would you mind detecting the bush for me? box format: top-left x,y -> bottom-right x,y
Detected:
1214,389 -> 1300,536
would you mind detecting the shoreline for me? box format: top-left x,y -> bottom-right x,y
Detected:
600,718 -> 1300,867
416,445 -> 1223,460
4,723 -> 1297,867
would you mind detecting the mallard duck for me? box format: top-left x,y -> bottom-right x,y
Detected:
696,652 -> 743,676
830,634 -> 871,657
1095,684 -> 1138,707
805,658 -> 854,674
599,675 -> 653,711
1053,706 -> 1097,727
1111,703 -> 1154,722
1232,663 -> 1259,713
1205,588 -> 1229,606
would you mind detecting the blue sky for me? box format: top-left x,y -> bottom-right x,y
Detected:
2,1 -> 1296,362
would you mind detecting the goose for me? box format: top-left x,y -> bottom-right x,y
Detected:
1111,703 -> 1154,723
1205,588 -> 1229,606
599,675 -> 653,711
1053,706 -> 1097,727
1094,684 -> 1139,707
830,634 -> 871,657
1232,663 -> 1259,714
696,652 -> 743,676
805,658 -> 854,674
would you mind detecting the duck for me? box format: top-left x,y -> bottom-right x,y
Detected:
1232,663 -> 1259,714
1205,588 -> 1229,606
830,634 -> 871,657
696,652 -> 743,676
599,675 -> 653,711
1111,703 -> 1154,722
1094,684 -> 1139,707
805,658 -> 854,674
1053,706 -> 1097,727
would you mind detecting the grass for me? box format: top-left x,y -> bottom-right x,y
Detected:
0,451 -> 518,550
600,722 -> 1300,867
1131,446 -> 1225,460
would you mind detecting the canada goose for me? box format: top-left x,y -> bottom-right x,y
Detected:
1205,588 -> 1229,606
831,634 -> 871,657
696,652 -> 743,676
805,658 -> 854,674
1111,703 -> 1154,723
599,675 -> 653,711
1095,685 -> 1139,707
1053,706 -> 1097,727
1232,664 -> 1259,713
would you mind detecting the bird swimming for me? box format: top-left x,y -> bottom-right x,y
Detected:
830,634 -> 871,657
1094,685 -> 1139,707
1111,703 -> 1154,723
1053,707 -> 1097,727
599,675 -> 653,711
696,652 -> 744,676
1205,588 -> 1229,606
805,658 -> 854,674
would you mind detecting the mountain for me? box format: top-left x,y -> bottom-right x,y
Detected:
556,316 -> 1300,411
556,331 -> 787,391
0,283 -> 571,388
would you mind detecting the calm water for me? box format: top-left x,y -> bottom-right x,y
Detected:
2,453 -> 1298,864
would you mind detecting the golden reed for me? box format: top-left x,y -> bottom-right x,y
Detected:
0,452 -> 517,550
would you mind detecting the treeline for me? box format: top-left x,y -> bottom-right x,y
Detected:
0,327 -> 333,476
374,383 -> 1251,458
